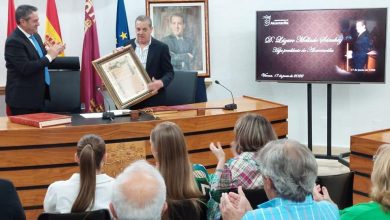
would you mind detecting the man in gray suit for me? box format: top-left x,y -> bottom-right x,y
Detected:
162,13 -> 196,71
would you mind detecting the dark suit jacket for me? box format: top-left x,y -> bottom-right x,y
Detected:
0,179 -> 26,220
127,38 -> 174,108
5,27 -> 50,109
352,30 -> 371,69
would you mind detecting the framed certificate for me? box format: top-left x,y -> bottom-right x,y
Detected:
92,45 -> 155,109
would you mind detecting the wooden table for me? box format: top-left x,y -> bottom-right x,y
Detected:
350,128 -> 390,204
0,96 -> 288,219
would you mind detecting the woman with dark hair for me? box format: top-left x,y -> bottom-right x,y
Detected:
150,121 -> 208,220
43,134 -> 114,213
208,113 -> 277,219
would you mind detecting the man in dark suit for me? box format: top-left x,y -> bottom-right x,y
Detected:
347,19 -> 372,75
126,15 -> 174,109
0,179 -> 26,220
5,5 -> 65,115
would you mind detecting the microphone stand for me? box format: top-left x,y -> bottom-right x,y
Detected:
97,87 -> 115,120
215,80 -> 237,110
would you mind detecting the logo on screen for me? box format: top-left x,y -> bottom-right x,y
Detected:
262,15 -> 289,26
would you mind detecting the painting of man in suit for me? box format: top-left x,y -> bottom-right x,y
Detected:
148,2 -> 209,76
162,13 -> 196,71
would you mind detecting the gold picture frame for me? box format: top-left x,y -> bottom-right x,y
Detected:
146,0 -> 210,77
92,45 -> 155,109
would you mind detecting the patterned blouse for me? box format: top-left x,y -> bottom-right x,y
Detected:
210,152 -> 263,190
208,152 -> 263,219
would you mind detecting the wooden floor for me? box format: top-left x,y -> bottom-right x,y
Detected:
311,146 -> 351,176
312,145 -> 350,156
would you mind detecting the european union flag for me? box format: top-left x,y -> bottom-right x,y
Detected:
116,0 -> 130,47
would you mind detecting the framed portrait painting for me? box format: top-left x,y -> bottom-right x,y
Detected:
92,46 -> 155,109
146,0 -> 210,77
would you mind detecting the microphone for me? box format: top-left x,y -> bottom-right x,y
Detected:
214,80 -> 237,110
97,86 -> 115,120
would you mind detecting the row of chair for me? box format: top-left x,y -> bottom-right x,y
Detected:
36,171 -> 353,219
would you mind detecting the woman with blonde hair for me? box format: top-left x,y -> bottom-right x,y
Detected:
150,121 -> 207,219
44,134 -> 114,213
314,144 -> 390,219
208,113 -> 277,219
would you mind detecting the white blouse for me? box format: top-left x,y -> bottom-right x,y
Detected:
43,173 -> 114,213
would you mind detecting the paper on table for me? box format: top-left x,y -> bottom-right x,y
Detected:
80,109 -> 131,118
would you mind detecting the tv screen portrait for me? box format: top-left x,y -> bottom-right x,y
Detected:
256,8 -> 387,83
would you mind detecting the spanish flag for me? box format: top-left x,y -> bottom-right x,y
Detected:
7,0 -> 16,36
6,0 -> 17,116
45,0 -> 64,56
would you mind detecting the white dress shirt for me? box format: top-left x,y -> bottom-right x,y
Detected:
17,26 -> 53,62
134,37 -> 152,68
43,173 -> 114,213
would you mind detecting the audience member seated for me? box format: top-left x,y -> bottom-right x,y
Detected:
109,160 -> 167,220
220,139 -> 339,220
44,134 -> 114,213
0,179 -> 26,220
314,144 -> 390,220
150,121 -> 208,220
208,113 -> 277,219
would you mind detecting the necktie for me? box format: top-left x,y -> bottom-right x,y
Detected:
29,35 -> 50,85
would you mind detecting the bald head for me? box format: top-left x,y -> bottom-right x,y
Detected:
121,171 -> 161,208
111,160 -> 166,219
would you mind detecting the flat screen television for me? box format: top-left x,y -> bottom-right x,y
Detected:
256,8 -> 387,83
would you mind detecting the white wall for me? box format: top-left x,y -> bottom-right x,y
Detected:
1,0 -> 389,148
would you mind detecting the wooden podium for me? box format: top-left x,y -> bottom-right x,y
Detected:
350,128 -> 390,204
0,96 -> 288,219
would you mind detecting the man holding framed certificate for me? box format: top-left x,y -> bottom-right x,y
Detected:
126,15 -> 174,109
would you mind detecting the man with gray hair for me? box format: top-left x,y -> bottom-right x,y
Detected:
220,139 -> 339,220
109,160 -> 167,220
125,15 -> 174,109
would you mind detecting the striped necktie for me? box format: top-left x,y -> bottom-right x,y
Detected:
29,35 -> 50,85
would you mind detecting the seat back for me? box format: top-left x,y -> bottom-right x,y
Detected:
37,209 -> 111,220
213,187 -> 269,209
165,71 -> 197,106
219,188 -> 268,220
46,57 -> 81,114
317,171 -> 354,209
0,179 -> 26,220
242,188 -> 269,209
164,199 -> 207,220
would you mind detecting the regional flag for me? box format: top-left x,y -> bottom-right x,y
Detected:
45,0 -> 64,56
6,0 -> 17,116
7,0 -> 16,36
80,0 -> 104,113
116,0 -> 130,47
